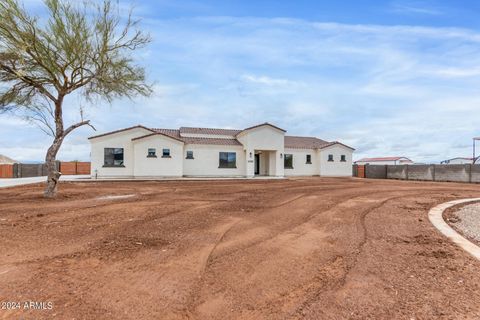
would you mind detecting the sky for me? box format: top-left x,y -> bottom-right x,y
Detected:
2,0 -> 480,163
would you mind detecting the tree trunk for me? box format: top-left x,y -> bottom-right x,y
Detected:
44,137 -> 63,198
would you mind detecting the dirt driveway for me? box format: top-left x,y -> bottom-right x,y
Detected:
1,177 -> 480,319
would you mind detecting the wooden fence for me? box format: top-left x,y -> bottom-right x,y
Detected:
0,164 -> 14,178
59,162 -> 91,175
0,162 -> 90,178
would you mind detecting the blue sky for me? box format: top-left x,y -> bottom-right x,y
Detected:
2,0 -> 480,162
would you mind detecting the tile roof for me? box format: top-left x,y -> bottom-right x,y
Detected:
179,127 -> 242,136
88,123 -> 352,149
182,137 -> 242,146
284,136 -> 329,149
241,122 -> 286,133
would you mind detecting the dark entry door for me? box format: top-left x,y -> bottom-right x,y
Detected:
254,154 -> 260,175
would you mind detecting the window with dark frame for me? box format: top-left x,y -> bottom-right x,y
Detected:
219,152 -> 236,168
162,149 -> 171,158
147,148 -> 156,157
328,154 -> 334,162
341,155 -> 346,162
186,151 -> 194,159
306,154 -> 312,164
284,154 -> 293,168
104,148 -> 124,167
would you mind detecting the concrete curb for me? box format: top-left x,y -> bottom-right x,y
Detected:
429,198 -> 480,260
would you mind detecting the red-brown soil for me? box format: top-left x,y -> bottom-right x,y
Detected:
1,177 -> 480,319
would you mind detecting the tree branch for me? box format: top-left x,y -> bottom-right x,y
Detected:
63,119 -> 96,137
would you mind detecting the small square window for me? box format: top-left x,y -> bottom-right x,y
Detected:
186,151 -> 194,159
328,154 -> 334,162
306,154 -> 312,164
147,148 -> 156,157
162,149 -> 171,158
341,155 -> 346,162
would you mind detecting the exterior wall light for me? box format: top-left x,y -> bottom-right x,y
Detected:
249,152 -> 253,158
280,153 -> 283,159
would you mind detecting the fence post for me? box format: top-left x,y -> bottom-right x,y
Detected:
432,164 -> 436,182
469,164 -> 472,183
406,165 -> 409,180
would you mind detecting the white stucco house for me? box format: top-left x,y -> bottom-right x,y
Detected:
88,122 -> 354,178
440,157 -> 473,165
354,156 -> 413,166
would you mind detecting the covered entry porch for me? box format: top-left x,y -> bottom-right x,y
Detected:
250,150 -> 282,177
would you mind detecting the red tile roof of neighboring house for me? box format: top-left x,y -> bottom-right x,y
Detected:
356,157 -> 411,162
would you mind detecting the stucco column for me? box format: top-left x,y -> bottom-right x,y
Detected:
246,149 -> 255,178
276,150 -> 285,177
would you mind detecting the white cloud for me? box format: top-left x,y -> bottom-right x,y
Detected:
3,15 -> 480,163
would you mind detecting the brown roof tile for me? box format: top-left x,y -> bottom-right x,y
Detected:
284,136 -> 329,149
179,127 -> 242,136
182,137 -> 242,146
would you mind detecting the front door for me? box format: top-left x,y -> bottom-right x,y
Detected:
254,154 -> 260,175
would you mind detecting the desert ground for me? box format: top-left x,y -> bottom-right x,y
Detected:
1,177 -> 480,319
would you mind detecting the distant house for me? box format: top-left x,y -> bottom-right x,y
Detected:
440,157 -> 473,165
0,154 -> 16,164
354,157 -> 413,165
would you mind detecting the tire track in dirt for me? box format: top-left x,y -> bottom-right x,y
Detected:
287,190 -> 463,319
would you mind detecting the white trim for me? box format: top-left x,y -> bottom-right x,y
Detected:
428,198 -> 480,261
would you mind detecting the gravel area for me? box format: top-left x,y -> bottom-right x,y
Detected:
449,202 -> 480,244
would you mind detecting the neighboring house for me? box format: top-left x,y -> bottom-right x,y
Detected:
354,157 -> 413,165
88,122 -> 354,178
0,154 -> 16,164
440,157 -> 473,165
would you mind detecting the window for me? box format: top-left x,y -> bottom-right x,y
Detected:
104,148 -> 124,167
328,154 -> 334,162
219,152 -> 236,168
186,151 -> 194,159
306,154 -> 312,164
162,149 -> 171,158
147,148 -> 156,157
284,154 -> 293,169
341,155 -> 346,162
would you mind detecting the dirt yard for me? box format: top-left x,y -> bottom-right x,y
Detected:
1,177 -> 480,319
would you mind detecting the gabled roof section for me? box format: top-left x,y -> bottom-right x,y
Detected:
239,122 -> 286,135
88,125 -> 154,140
131,132 -> 185,143
318,141 -> 355,151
